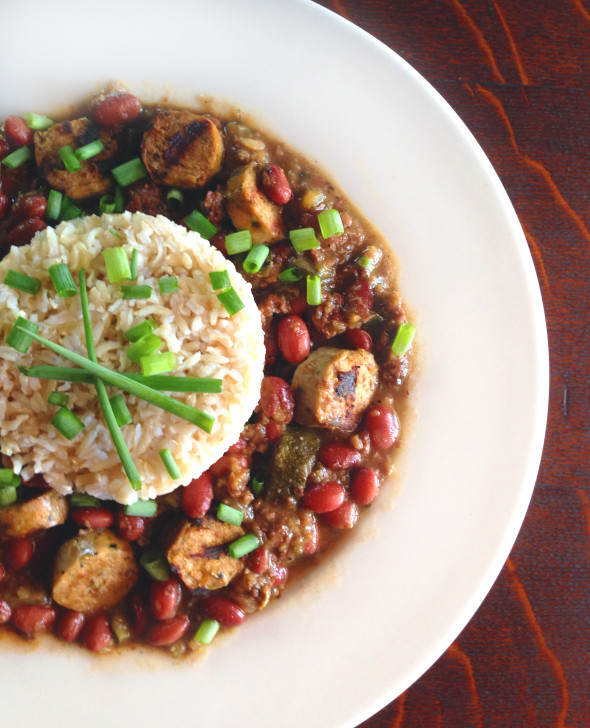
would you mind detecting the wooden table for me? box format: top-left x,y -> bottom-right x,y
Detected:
314,1 -> 588,725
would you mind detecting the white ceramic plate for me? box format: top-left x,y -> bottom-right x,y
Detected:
0,0 -> 548,726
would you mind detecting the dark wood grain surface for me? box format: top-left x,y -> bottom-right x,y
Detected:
313,1 -> 589,726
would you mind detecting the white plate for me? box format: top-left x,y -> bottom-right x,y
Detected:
0,0 -> 548,726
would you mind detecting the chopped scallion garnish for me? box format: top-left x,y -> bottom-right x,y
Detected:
318,209 -> 344,238
127,333 -> 163,362
60,197 -> 83,221
51,406 -> 85,440
250,473 -> 264,496
306,274 -> 322,306
58,145 -> 82,173
48,263 -> 77,298
193,619 -> 220,645
243,245 -> 270,274
225,230 -> 252,255
278,267 -> 303,283
69,492 -> 101,508
46,189 -> 63,220
113,186 -> 125,212
109,394 -> 133,427
1,146 -> 32,169
217,287 -> 245,317
74,139 -> 104,161
104,247 -> 131,283
48,391 -> 69,407
209,270 -> 231,291
159,448 -> 181,479
0,469 -> 15,485
140,548 -> 169,581
391,321 -> 416,356
4,270 -> 41,295
158,276 -> 179,294
0,486 -> 17,508
112,158 -> 148,187
228,533 -> 260,559
184,210 -> 217,240
130,249 -> 139,280
289,227 -> 319,252
121,284 -> 152,300
99,194 -> 117,214
25,112 -> 54,130
125,500 -> 157,517
124,319 -> 158,342
7,317 -> 39,353
166,188 -> 183,205
110,228 -> 123,240
141,352 -> 175,376
357,255 -> 373,270
217,503 -> 244,527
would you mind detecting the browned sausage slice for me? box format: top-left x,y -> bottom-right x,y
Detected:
224,163 -> 285,244
166,517 -> 244,591
52,529 -> 138,612
34,119 -> 121,199
0,490 -> 68,540
141,110 -> 223,188
291,347 -> 379,431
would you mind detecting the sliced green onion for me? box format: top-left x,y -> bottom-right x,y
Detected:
0,469 -> 15,485
48,391 -> 69,407
58,145 -> 82,173
79,270 -> 141,489
217,503 -> 244,527
130,249 -> 139,280
11,473 -> 21,488
243,245 -> 270,274
250,473 -> 264,496
103,247 -> 131,283
127,333 -> 163,362
159,449 -> 181,479
167,188 -> 183,205
217,287 -> 245,317
19,365 -> 92,383
99,194 -> 117,214
228,533 -> 260,560
289,227 -> 319,252
60,197 -> 83,221
125,500 -> 157,517
48,263 -> 77,298
209,270 -> 231,290
69,492 -> 101,508
193,619 -> 220,645
140,548 -> 169,581
25,112 -> 54,130
7,317 -> 39,353
2,147 -> 32,169
121,284 -> 152,300
0,486 -> 17,508
391,321 -> 416,356
109,394 -> 133,427
4,270 -> 41,295
141,352 -> 175,376
113,186 -> 125,212
225,230 -> 252,255
110,228 -> 123,240
306,274 -> 322,305
74,139 -> 104,161
318,209 -> 344,238
357,255 -> 373,270
278,267 -> 303,283
184,210 -> 217,240
46,189 -> 63,220
158,276 -> 179,294
51,406 -> 85,439
15,330 -> 216,433
124,319 -> 158,342
112,158 -> 147,187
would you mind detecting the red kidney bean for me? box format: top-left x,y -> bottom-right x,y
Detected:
259,376 -> 294,422
182,472 -> 213,518
150,577 -> 181,621
130,591 -> 148,636
0,192 -> 10,221
261,164 -> 292,204
344,328 -> 372,352
116,512 -> 146,541
271,564 -> 288,586
6,218 -> 47,247
57,610 -> 85,643
12,605 -> 56,635
71,507 -> 114,529
365,406 -> 400,450
278,315 -> 310,364
146,614 -> 190,646
90,92 -> 142,126
323,501 -> 359,529
248,546 -> 269,574
208,231 -> 228,256
266,421 -> 284,442
0,561 -> 5,583
203,596 -> 245,627
0,138 -> 9,159
0,600 -> 11,624
4,116 -> 34,147
83,613 -> 112,652
318,442 -> 361,470
12,194 -> 47,220
350,467 -> 379,506
303,481 -> 345,513
4,537 -> 34,570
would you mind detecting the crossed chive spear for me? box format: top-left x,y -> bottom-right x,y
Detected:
8,270 -> 216,491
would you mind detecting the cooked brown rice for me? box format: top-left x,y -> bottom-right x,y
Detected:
0,212 -> 265,504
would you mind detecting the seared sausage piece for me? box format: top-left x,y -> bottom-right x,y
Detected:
166,517 -> 244,591
52,529 -> 138,612
0,491 -> 68,540
34,118 -> 121,199
291,347 -> 379,431
141,110 -> 223,188
224,163 -> 284,244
